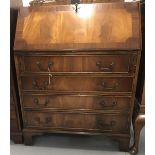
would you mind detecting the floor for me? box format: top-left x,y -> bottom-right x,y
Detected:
10,127 -> 144,155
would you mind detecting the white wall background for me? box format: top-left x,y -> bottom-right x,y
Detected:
10,0 -> 23,7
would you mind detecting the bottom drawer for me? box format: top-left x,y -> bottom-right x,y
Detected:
24,111 -> 129,133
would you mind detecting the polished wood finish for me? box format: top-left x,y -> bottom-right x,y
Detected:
14,2 -> 142,152
23,94 -> 131,111
24,111 -> 129,132
14,3 -> 141,51
22,54 -> 137,73
21,76 -> 133,92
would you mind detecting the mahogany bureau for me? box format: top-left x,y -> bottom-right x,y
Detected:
14,2 -> 142,152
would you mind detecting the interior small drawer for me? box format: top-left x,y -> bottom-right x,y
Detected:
21,54 -> 137,73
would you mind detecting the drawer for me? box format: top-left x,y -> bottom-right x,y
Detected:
23,94 -> 131,111
21,76 -> 133,92
22,54 -> 136,73
24,111 -> 129,132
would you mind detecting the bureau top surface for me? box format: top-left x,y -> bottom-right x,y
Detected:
14,2 -> 141,51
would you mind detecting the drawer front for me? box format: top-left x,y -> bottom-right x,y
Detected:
22,54 -> 136,73
21,76 -> 133,92
24,111 -> 129,132
23,94 -> 131,111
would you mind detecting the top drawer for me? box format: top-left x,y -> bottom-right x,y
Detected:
20,54 -> 137,74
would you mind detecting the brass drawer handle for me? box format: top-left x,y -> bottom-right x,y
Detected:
99,100 -> 117,107
101,82 -> 119,90
35,117 -> 52,125
96,61 -> 114,72
97,120 -> 116,129
33,98 -> 49,107
32,79 -> 48,90
36,61 -> 53,71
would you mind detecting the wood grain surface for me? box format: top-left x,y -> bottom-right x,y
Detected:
14,3 -> 141,51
